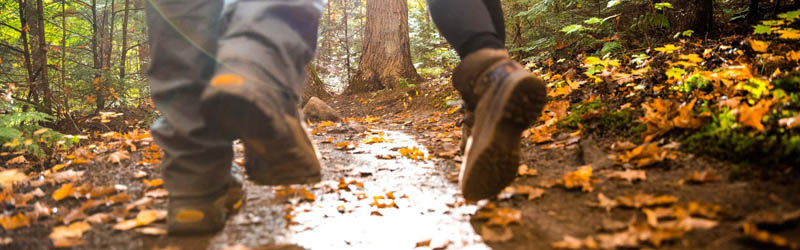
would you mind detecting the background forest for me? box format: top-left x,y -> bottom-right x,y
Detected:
1,0 -> 800,163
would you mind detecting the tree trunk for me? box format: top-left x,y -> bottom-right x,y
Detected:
119,0 -> 129,80
27,0 -> 51,113
302,64 -> 332,105
748,0 -> 760,24
91,0 -> 104,113
346,0 -> 420,94
693,0 -> 713,35
61,0 -> 69,118
343,0 -> 351,81
17,0 -> 35,97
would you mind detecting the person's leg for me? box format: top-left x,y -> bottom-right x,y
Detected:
427,0 -> 504,58
145,0 -> 241,234
428,0 -> 547,202
199,0 -> 324,185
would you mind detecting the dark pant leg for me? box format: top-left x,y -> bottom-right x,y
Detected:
427,0 -> 506,58
215,0 -> 323,103
146,0 -> 233,198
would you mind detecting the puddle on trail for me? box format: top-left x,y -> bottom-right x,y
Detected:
182,127 -> 489,250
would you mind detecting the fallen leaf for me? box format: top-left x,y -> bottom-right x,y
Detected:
143,178 -> 163,187
6,155 -> 27,165
49,221 -> 91,247
107,150 -> 130,164
113,209 -> 167,230
517,164 -> 538,176
53,183 -> 75,201
515,185 -> 545,200
0,213 -> 30,230
136,227 -> 167,235
562,165 -> 593,192
335,141 -> 357,151
606,170 -> 647,183
615,143 -> 668,168
738,100 -> 773,131
742,223 -> 799,249
480,224 -> 513,242
144,188 -> 168,198
686,170 -> 722,183
616,193 -> 678,208
0,169 -> 28,188
746,210 -> 800,226
749,39 -> 769,52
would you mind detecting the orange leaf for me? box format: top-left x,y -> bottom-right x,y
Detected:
143,178 -> 163,187
0,213 -> 30,230
738,100 -> 773,131
49,221 -> 91,247
53,183 -> 75,201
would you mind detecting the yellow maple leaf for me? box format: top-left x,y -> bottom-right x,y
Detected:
655,44 -> 681,54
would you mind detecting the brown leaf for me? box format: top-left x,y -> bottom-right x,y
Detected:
588,193 -> 619,212
480,224 -> 513,242
746,210 -> 800,226
53,183 -> 75,201
107,150 -> 130,164
0,169 -> 28,188
606,170 -> 646,183
144,188 -> 168,198
6,155 -> 27,165
0,213 -> 30,230
136,227 -> 167,235
742,223 -> 799,249
113,209 -> 166,230
616,193 -> 678,208
738,100 -> 773,131
517,164 -> 538,176
515,185 -> 545,200
562,165 -> 593,192
615,143 -> 668,168
672,98 -> 704,129
49,221 -> 91,247
686,170 -> 722,183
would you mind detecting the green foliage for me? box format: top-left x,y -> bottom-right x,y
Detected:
599,41 -> 623,55
0,109 -> 73,158
557,99 -> 604,129
684,108 -> 800,165
675,74 -> 712,93
654,2 -> 673,11
397,78 -> 417,89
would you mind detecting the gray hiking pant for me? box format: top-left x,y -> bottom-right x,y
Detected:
145,0 -> 322,198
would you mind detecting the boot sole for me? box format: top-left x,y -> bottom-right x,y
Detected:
460,71 -> 546,202
201,87 -> 321,186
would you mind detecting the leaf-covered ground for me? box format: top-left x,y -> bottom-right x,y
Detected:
3,9 -> 800,250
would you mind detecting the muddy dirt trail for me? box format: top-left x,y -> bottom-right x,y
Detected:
5,97 -> 800,250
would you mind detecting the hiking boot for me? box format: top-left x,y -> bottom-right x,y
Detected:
167,177 -> 244,235
453,49 -> 547,202
200,67 -> 322,186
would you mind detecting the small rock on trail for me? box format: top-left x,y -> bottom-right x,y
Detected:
302,97 -> 341,122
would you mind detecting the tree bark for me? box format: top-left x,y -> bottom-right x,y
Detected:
748,0 -> 760,24
91,0 -> 104,113
27,0 -> 51,113
346,0 -> 420,94
693,0 -> 713,35
17,0 -> 35,96
61,0 -> 69,117
343,0 -> 351,81
119,0 -> 129,80
302,64 -> 332,105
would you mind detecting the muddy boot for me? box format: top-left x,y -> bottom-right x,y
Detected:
167,177 -> 244,235
200,67 -> 322,186
453,49 -> 547,201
